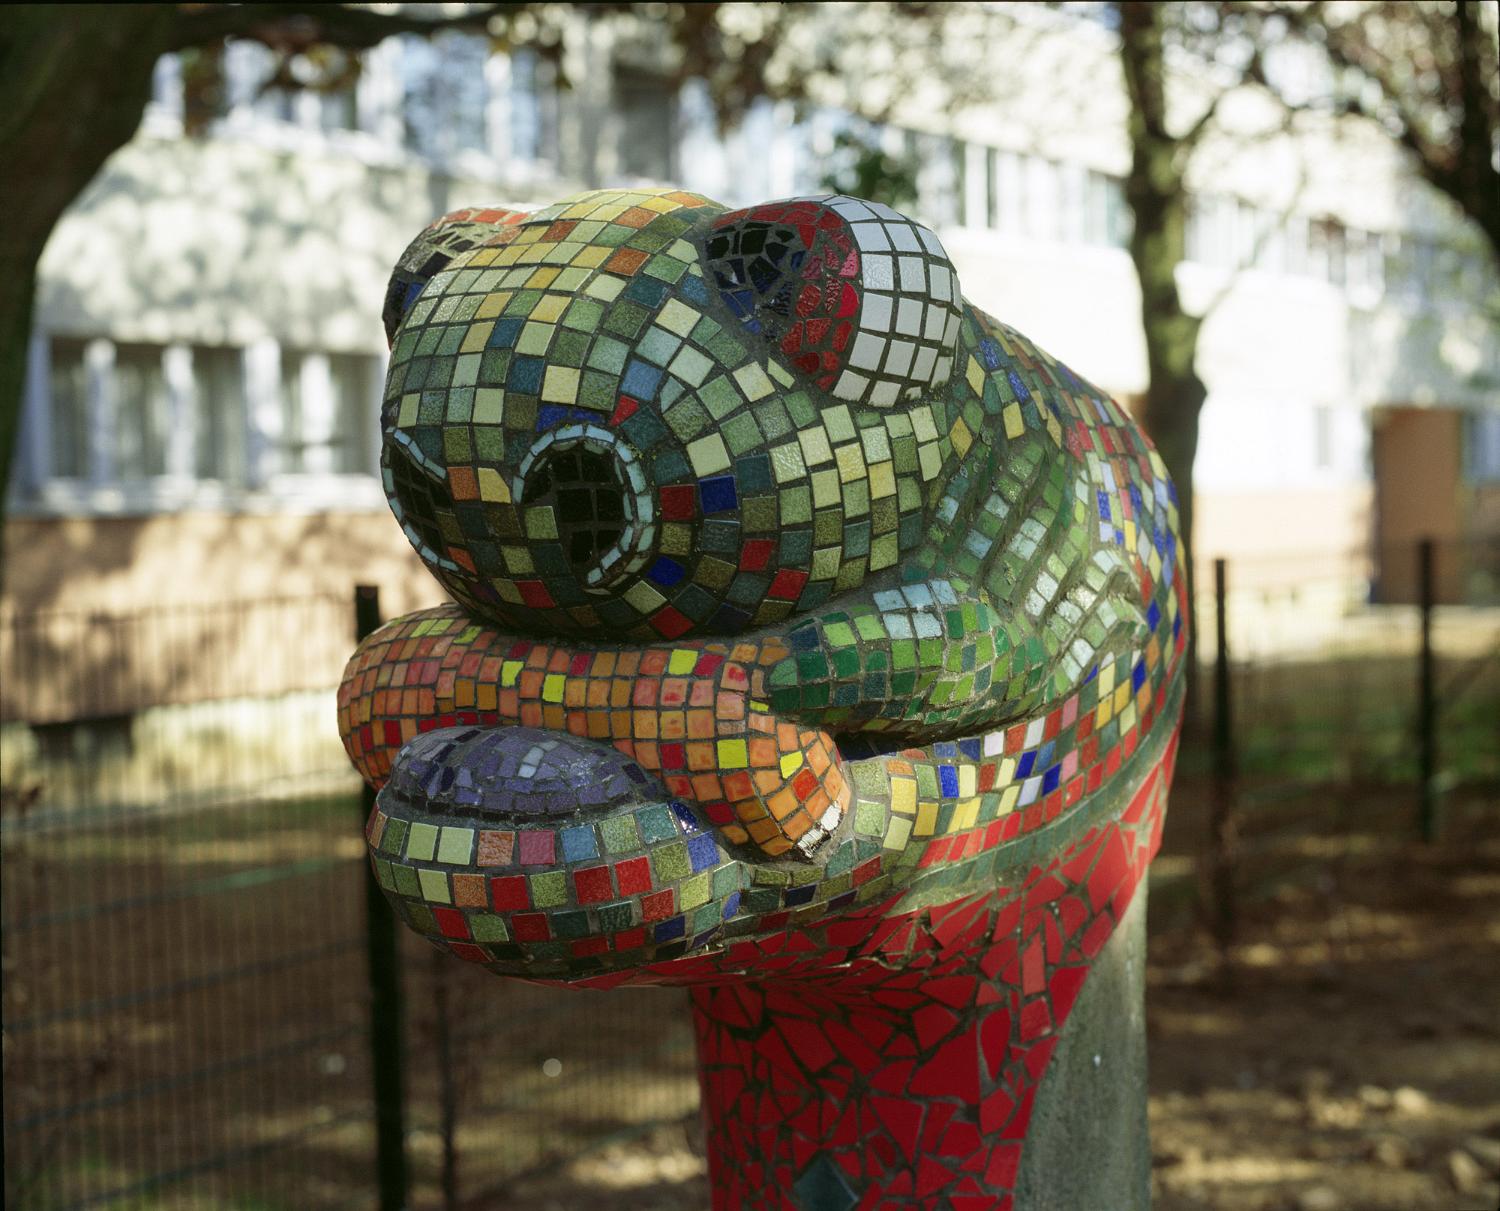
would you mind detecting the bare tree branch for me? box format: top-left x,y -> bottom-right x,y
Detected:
162,2 -> 510,54
1243,0 -> 1499,260
1170,39 -> 1270,173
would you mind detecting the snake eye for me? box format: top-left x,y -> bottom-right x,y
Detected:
703,195 -> 963,408
515,426 -> 656,594
521,446 -> 628,574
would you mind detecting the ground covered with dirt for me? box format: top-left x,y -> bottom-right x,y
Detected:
501,782 -> 1500,1211
1146,783 -> 1499,1211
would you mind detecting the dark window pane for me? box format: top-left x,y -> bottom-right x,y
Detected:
113,344 -> 170,480
194,346 -> 247,484
49,338 -> 90,480
615,67 -> 675,181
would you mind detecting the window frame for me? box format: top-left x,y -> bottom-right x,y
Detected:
11,333 -> 387,518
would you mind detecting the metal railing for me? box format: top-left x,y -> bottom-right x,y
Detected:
0,590 -> 698,1211
1190,537 -> 1500,963
3,544 -> 1495,1208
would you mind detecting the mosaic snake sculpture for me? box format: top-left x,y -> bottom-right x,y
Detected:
339,189 -> 1186,1210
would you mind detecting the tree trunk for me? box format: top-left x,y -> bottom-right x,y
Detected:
0,6 -> 171,567
1117,1 -> 1210,724
1451,0 -> 1500,264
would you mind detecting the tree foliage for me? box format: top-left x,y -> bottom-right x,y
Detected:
2,0 -> 1493,596
0,3 -> 519,555
1105,0 -> 1495,717
1242,0 -> 1500,263
817,129 -> 922,211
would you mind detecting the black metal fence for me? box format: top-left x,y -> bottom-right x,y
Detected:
0,594 -> 698,1211
2,538 -> 1496,1210
1187,538 -> 1500,957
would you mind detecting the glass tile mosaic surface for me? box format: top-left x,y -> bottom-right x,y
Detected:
339,188 -> 1188,1210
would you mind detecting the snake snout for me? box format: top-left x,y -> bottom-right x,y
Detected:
385,726 -> 665,821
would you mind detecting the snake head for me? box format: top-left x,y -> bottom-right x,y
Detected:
340,188 -> 1188,981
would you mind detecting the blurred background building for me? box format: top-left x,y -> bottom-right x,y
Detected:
6,6 -> 1498,646
3,9 -> 1496,1211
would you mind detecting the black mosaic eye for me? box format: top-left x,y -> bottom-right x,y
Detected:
523,447 -> 627,572
509,426 -> 659,603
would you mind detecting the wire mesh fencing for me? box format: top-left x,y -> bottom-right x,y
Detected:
1181,537 -> 1500,956
0,593 -> 698,1211
2,541 -> 1495,1209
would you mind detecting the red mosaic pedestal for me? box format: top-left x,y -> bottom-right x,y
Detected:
689,736 -> 1174,1211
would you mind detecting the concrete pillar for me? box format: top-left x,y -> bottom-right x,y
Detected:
688,750 -> 1171,1211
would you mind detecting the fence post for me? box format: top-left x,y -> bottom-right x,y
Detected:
1208,558 -> 1237,965
1417,539 -> 1438,842
430,947 -> 460,1211
355,585 -> 409,1211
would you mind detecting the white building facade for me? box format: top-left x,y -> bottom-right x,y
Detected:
7,9 -> 1498,629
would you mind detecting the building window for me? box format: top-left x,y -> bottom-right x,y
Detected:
18,337 -> 383,511
112,343 -> 171,481
1231,198 -> 1258,268
510,48 -> 559,168
511,50 -> 540,160
1185,195 -> 1206,263
990,150 -> 1019,235
1345,228 -> 1385,295
1188,194 -> 1241,268
1283,213 -> 1311,277
226,41 -> 293,124
955,140 -> 971,226
331,353 -> 379,475
278,349 -> 379,476
1023,155 -> 1060,241
216,41 -> 360,132
402,33 -> 489,160
1309,218 -> 1347,286
958,141 -> 993,231
1107,176 -> 1131,248
49,337 -> 91,480
1256,212 -> 1287,274
193,346 -> 248,484
984,148 -> 1000,229
1385,233 -> 1433,298
312,52 -> 361,133
1436,242 -> 1487,300
614,66 -> 676,182
1083,171 -> 1112,247
909,133 -> 961,229
1057,161 -> 1087,245
150,52 -> 184,117
278,349 -> 312,475
1313,405 -> 1334,469
1466,411 -> 1500,484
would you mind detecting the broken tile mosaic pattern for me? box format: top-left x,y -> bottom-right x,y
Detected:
339,186 -> 1188,1210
